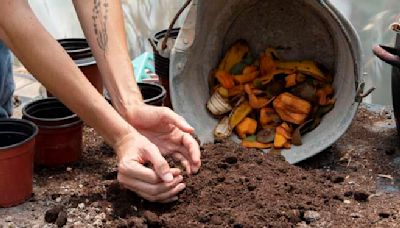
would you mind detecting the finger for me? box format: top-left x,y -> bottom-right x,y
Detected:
159,196 -> 179,203
136,183 -> 186,202
161,107 -> 194,133
118,159 -> 161,184
181,133 -> 201,173
143,143 -> 174,182
172,153 -> 191,175
170,168 -> 182,177
119,174 -> 184,197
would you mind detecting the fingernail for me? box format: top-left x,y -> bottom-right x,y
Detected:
162,173 -> 173,182
180,184 -> 186,191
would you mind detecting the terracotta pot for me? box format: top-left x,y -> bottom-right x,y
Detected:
22,98 -> 83,166
0,119 -> 38,207
47,38 -> 103,97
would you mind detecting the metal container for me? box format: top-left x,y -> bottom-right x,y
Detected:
22,98 -> 83,166
169,0 -> 362,164
0,119 -> 37,207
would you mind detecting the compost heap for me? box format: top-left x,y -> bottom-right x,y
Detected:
207,40 -> 335,150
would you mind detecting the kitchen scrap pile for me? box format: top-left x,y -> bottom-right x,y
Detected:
207,40 -> 336,150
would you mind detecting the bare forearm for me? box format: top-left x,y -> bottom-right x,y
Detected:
73,0 -> 143,117
0,0 -> 134,147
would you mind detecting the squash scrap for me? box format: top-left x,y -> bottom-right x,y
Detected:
285,74 -> 297,88
260,50 -> 276,75
215,70 -> 235,89
234,71 -> 259,84
273,92 -> 312,125
316,85 -> 336,106
276,60 -> 327,82
245,84 -> 274,109
217,86 -> 229,98
208,39 -> 336,152
218,40 -> 250,72
242,140 -> 273,149
258,69 -> 295,85
260,108 -> 280,126
229,101 -> 253,128
243,65 -> 258,74
235,117 -> 257,139
228,85 -> 244,97
274,122 -> 293,148
214,116 -> 232,139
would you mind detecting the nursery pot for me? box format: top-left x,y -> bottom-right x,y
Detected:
153,28 -> 181,108
170,0 -> 362,164
138,82 -> 166,106
391,34 -> 400,140
22,98 -> 83,166
0,119 -> 37,207
47,38 -> 103,96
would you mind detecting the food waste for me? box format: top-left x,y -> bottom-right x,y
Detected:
207,40 -> 336,150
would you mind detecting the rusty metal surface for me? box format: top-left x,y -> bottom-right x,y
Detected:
170,0 -> 361,164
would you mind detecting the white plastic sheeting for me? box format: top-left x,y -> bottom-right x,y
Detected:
28,0 -> 187,58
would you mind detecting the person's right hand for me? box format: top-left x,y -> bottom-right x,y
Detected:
114,130 -> 186,203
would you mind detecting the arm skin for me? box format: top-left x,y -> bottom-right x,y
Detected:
72,0 -> 143,115
0,0 -> 187,202
72,1 -> 201,174
0,0 -> 132,146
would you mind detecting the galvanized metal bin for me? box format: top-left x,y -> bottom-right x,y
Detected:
170,0 -> 362,164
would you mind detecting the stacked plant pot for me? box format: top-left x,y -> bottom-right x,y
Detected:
22,98 -> 83,167
152,28 -> 180,108
47,38 -> 103,97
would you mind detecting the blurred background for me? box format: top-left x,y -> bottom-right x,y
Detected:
22,0 -> 400,105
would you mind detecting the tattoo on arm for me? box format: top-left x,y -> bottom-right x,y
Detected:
92,0 -> 109,53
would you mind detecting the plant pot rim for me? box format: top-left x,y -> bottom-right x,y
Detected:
0,119 -> 38,150
22,97 -> 81,124
137,82 -> 167,104
153,27 -> 181,43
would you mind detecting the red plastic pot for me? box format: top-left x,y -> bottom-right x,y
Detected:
0,119 -> 38,207
22,98 -> 83,166
48,39 -> 103,97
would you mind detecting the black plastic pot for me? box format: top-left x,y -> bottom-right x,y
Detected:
138,82 -> 166,106
22,98 -> 83,166
153,28 -> 181,108
0,119 -> 38,207
392,34 -> 400,140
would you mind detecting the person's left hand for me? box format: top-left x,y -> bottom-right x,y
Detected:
122,103 -> 201,175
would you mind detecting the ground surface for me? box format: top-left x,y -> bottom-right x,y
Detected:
1,104 -> 400,227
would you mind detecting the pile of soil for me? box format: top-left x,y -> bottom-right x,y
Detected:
1,105 -> 400,227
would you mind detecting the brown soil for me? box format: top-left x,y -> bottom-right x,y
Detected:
1,105 -> 400,227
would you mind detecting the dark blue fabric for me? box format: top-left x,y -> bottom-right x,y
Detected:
0,40 -> 14,118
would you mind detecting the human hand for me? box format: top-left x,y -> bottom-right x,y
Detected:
122,104 -> 201,175
114,130 -> 186,203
